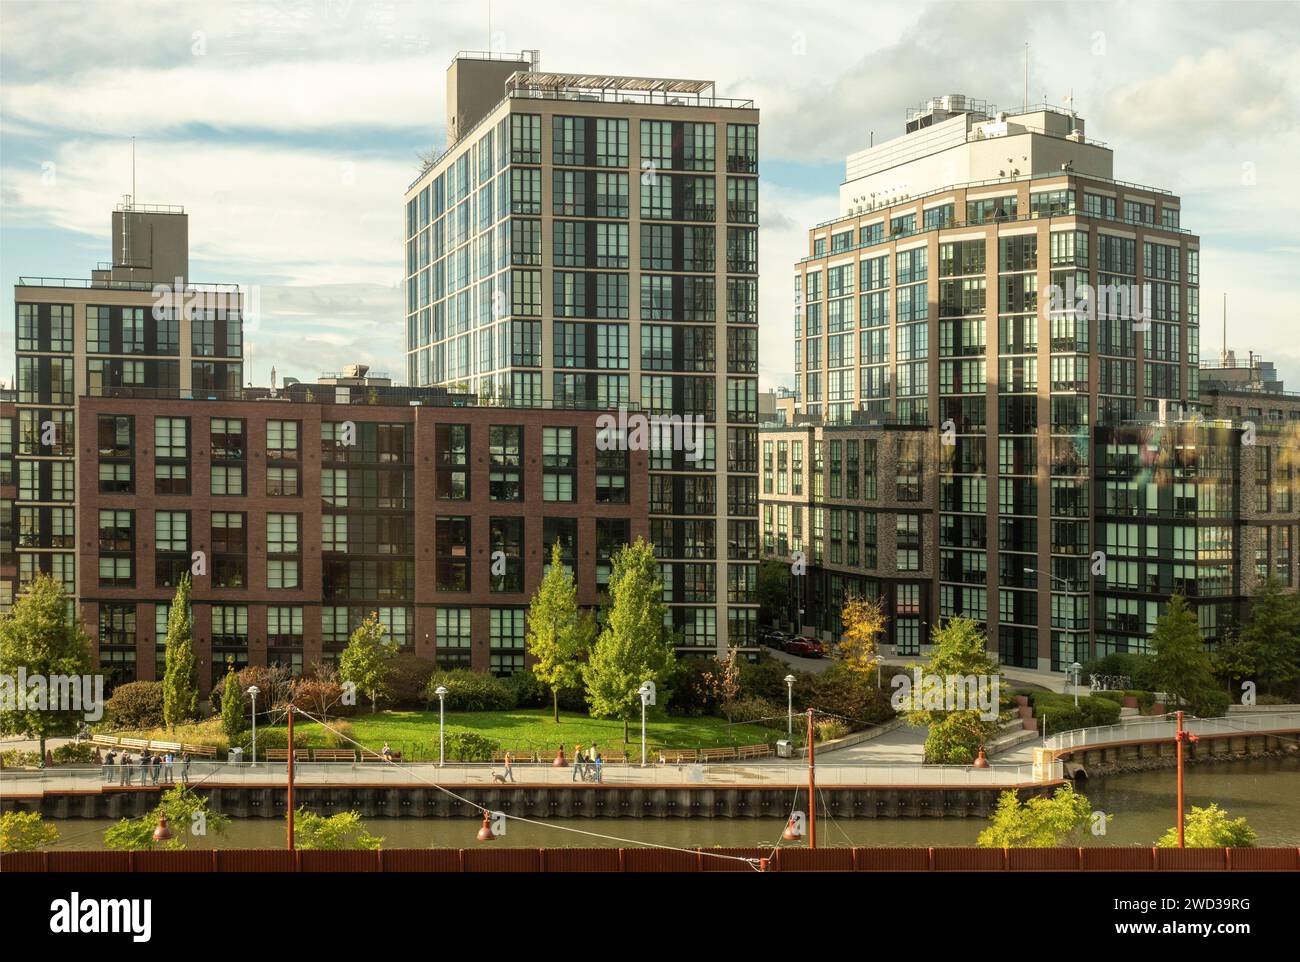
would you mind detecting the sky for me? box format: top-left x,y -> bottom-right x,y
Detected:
1,0 -> 1298,390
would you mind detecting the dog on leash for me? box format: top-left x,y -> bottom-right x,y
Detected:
491,771 -> 507,784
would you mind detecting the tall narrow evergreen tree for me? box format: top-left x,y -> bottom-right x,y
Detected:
161,574 -> 198,732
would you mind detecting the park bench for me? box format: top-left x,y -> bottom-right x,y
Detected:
359,750 -> 402,762
263,749 -> 309,762
658,748 -> 698,763
91,735 -> 121,749
180,744 -> 218,758
735,743 -> 773,760
311,749 -> 357,763
119,737 -> 151,751
150,741 -> 182,753
597,749 -> 627,764
699,747 -> 737,763
491,750 -> 538,764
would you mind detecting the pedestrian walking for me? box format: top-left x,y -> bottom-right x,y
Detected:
140,753 -> 150,785
103,749 -> 116,782
594,751 -> 603,783
572,744 -> 584,782
504,751 -> 515,783
151,754 -> 162,785
120,753 -> 132,786
181,752 -> 191,786
382,742 -> 393,762
163,752 -> 174,783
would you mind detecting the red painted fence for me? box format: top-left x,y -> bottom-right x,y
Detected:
2,847 -> 1297,872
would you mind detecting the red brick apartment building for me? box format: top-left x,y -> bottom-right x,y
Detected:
49,384 -> 647,694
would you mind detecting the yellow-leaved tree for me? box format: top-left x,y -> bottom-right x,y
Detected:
834,595 -> 886,682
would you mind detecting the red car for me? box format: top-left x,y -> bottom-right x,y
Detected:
785,637 -> 824,658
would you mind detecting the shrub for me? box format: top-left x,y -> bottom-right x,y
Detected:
208,665 -> 294,717
423,670 -> 516,712
724,696 -> 786,729
1081,652 -> 1159,691
738,656 -> 797,703
1029,691 -> 1122,736
52,742 -> 97,764
815,718 -> 850,742
104,681 -> 166,729
800,664 -> 895,728
444,731 -> 499,762
384,654 -> 437,709
667,658 -> 722,717
1189,688 -> 1230,718
1,750 -> 42,768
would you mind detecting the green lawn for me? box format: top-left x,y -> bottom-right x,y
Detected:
295,708 -> 777,760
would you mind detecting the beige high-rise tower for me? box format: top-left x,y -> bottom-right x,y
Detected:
404,52 -> 761,655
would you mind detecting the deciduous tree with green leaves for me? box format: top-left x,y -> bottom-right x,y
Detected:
161,574 -> 198,731
526,543 -> 594,722
103,787 -> 229,851
1157,803 -> 1257,848
582,538 -> 675,743
1150,595 -> 1217,709
0,574 -> 94,762
977,784 -> 1100,848
1238,576 -> 1300,695
338,612 -> 396,713
291,809 -> 384,850
896,616 -> 1003,764
0,811 -> 60,852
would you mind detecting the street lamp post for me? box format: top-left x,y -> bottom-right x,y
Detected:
784,674 -> 796,735
246,685 -> 260,766
637,684 -> 653,767
1070,662 -> 1083,707
1022,566 -> 1073,592
435,686 -> 448,767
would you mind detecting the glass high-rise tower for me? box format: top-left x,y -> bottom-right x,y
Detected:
403,52 -> 761,655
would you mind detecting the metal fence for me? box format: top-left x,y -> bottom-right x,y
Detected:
3,846 -> 1295,873
0,759 -> 1060,793
1045,711 -> 1300,752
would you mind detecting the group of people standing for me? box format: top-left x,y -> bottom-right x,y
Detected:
101,749 -> 190,786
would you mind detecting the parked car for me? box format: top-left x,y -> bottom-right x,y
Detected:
785,637 -> 825,659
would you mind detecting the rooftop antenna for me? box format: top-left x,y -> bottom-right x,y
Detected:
131,136 -> 135,206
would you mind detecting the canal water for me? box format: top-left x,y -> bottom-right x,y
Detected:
40,757 -> 1300,851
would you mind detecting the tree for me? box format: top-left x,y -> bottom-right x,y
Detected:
338,612 -> 396,713
104,787 -> 229,851
977,784 -> 1100,848
583,538 -> 675,743
835,595 -> 886,682
0,811 -> 60,852
1150,595 -> 1217,709
292,809 -> 384,850
161,574 -> 198,732
0,574 -> 94,762
896,616 -> 1003,764
220,664 -> 243,747
292,664 -> 346,722
701,647 -> 742,722
1237,577 -> 1300,695
1156,803 -> 1257,848
525,542 -> 592,722
757,559 -> 791,627
1211,628 -> 1258,697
